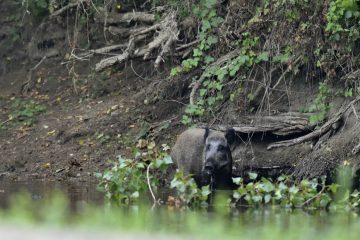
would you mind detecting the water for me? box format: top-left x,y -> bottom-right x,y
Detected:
1,180 -> 360,239
0,180 -> 104,210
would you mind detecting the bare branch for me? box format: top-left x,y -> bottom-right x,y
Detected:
50,0 -> 87,19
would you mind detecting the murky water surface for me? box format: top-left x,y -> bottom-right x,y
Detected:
0,180 -> 104,210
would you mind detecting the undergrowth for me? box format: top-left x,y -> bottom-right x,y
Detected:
166,0 -> 360,125
97,139 -> 360,210
0,98 -> 47,129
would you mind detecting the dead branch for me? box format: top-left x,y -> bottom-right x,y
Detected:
352,142 -> 360,155
21,56 -> 47,94
267,95 -> 360,150
79,44 -> 127,58
176,40 -> 201,51
95,11 -> 155,25
95,33 -> 146,71
50,0 -> 87,19
108,26 -> 148,38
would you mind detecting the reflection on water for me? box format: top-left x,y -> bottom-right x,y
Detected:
1,180 -> 360,239
0,180 -> 104,210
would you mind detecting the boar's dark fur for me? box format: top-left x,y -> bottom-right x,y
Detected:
171,128 -> 236,189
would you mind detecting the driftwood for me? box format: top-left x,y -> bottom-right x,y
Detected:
204,112 -> 313,136
267,95 -> 360,150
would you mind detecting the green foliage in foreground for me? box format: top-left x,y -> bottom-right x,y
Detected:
232,172 -> 360,210
170,170 -> 211,206
96,142 -> 174,205
2,191 -> 360,240
97,144 -> 360,210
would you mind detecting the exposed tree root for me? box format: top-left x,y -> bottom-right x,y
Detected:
79,44 -> 127,58
267,95 -> 360,150
95,12 -> 178,71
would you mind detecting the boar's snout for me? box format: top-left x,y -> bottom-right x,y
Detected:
204,161 -> 215,174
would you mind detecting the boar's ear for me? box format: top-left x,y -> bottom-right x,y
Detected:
203,127 -> 210,142
225,128 -> 236,145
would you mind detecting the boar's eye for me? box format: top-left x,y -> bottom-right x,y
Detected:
218,145 -> 226,152
206,144 -> 211,151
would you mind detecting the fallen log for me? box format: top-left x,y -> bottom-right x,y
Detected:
267,95 -> 360,150
203,112 -> 313,136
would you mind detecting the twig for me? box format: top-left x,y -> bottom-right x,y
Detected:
351,104 -> 359,120
175,40 -> 201,51
147,162 -> 157,204
300,183 -> 326,208
50,0 -> 87,19
21,56 -> 47,93
1,118 -> 12,126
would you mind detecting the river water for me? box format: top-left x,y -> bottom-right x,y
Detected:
0,180 -> 104,210
1,180 -> 360,240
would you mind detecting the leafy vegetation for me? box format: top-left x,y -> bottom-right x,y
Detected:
0,98 -> 47,129
326,0 -> 360,43
303,82 -> 333,126
97,141 -> 360,210
96,141 -> 173,205
23,0 -> 50,19
166,0 -> 360,125
170,170 -> 211,206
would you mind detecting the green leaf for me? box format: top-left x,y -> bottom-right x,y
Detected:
202,20 -> 211,31
345,10 -> 353,18
264,194 -> 271,204
329,183 -> 339,193
252,195 -> 262,203
289,185 -> 299,194
257,52 -> 269,62
249,172 -> 258,180
131,191 -> 139,199
207,35 -> 218,46
232,177 -> 243,185
200,88 -> 207,97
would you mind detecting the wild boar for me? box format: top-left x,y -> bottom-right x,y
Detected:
171,127 -> 236,189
